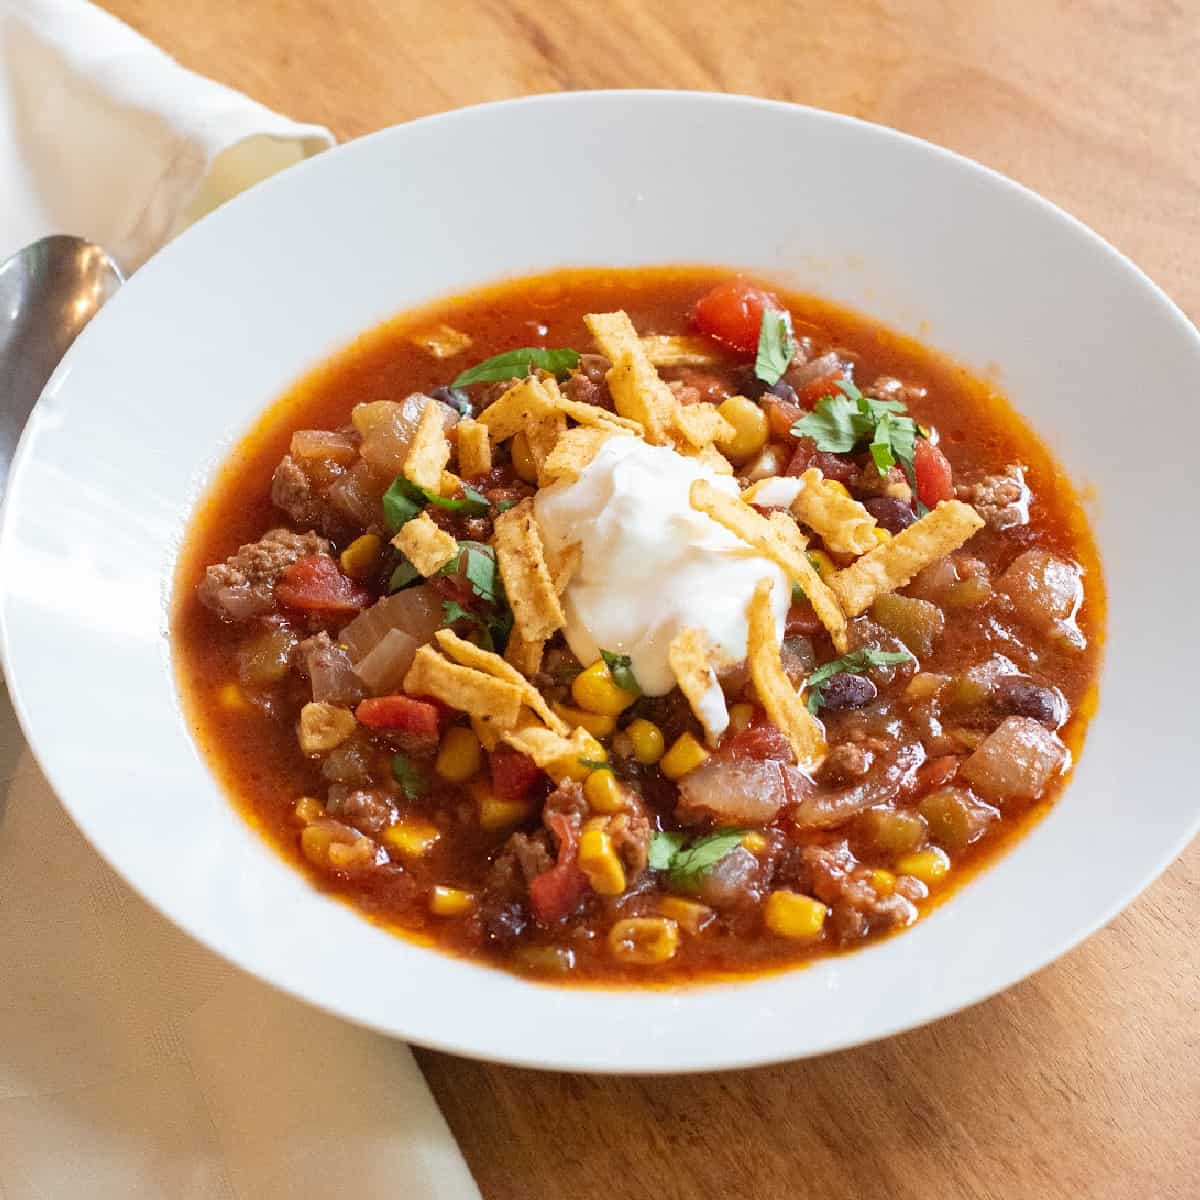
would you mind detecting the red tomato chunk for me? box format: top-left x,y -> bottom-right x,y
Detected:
691,279 -> 782,353
276,555 -> 372,615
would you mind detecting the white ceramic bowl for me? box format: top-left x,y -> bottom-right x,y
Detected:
2,92 -> 1197,1072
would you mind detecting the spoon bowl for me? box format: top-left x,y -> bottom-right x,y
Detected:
0,235 -> 122,492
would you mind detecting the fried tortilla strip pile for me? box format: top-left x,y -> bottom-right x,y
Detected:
829,499 -> 985,616
541,426 -> 620,484
746,578 -> 826,771
789,468 -> 879,557
525,409 -> 567,486
668,627 -> 729,745
405,644 -> 523,733
673,400 -> 734,449
403,401 -> 451,492
502,723 -> 598,784
584,311 -> 677,445
689,479 -> 849,653
434,628 -> 566,734
392,512 -> 457,576
492,498 -> 566,643
542,377 -> 643,437
639,334 -> 723,367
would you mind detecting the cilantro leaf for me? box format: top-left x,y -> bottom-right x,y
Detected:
668,830 -> 749,884
870,409 -> 897,473
424,480 -> 490,517
382,478 -> 424,532
452,347 -> 581,388
754,308 -> 794,387
578,759 -> 610,772
391,753 -> 427,801
389,561 -> 421,592
441,599 -> 475,625
648,829 -> 750,882
805,644 -> 916,714
441,540 -> 500,604
648,831 -> 686,871
600,649 -> 641,695
494,498 -> 519,513
790,393 -> 865,452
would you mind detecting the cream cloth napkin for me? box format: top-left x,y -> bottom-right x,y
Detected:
0,3 -> 482,1196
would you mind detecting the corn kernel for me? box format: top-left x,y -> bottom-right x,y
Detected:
471,779 -> 533,830
578,829 -> 626,896
872,526 -> 893,545
826,479 -> 852,499
764,890 -> 828,939
896,847 -> 951,886
584,768 -> 627,814
293,795 -> 325,824
660,732 -> 710,780
552,702 -> 616,738
741,831 -> 768,854
727,703 -> 754,734
435,726 -> 482,783
382,819 -> 441,857
511,432 -> 538,484
625,718 -> 665,764
608,917 -> 680,964
339,532 -> 382,578
871,868 -> 896,896
904,672 -> 950,702
429,886 -> 476,917
571,660 -> 638,717
553,731 -> 607,782
216,682 -> 252,713
807,549 -> 837,581
715,395 -> 769,464
657,896 -> 714,934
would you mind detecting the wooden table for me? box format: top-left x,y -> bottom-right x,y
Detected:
98,3 -> 1200,1196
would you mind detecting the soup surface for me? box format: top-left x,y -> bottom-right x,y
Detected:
175,267 -> 1103,984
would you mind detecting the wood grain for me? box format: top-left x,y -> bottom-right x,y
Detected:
96,1 -> 1200,1195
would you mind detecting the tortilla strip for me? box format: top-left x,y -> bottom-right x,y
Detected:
434,627 -> 567,734
476,375 -> 557,442
829,499 -> 985,617
542,426 -> 620,484
503,723 -> 597,783
689,479 -> 849,652
404,644 -> 523,731
639,334 -> 724,367
790,468 -> 879,556
672,400 -> 735,449
492,498 -> 566,641
525,409 -> 567,486
403,400 -> 451,492
455,418 -> 492,477
746,578 -> 826,771
545,539 -> 582,594
542,377 -> 644,436
391,511 -> 457,577
504,630 -> 545,677
688,442 -> 735,476
668,627 -> 729,746
585,311 -> 677,444
409,323 -> 472,359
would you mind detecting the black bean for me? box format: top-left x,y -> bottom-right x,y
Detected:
819,673 -> 878,712
430,385 -> 471,416
578,353 -> 611,385
863,495 -> 917,533
736,366 -> 798,404
993,677 -> 1067,728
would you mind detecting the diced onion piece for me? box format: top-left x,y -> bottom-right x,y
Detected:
339,584 -> 443,662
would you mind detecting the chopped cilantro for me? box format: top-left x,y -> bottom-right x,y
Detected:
388,560 -> 421,592
452,347 -> 581,388
441,540 -> 500,604
754,308 -> 794,387
805,644 -> 916,714
577,759 -> 611,772
494,498 -> 520,513
600,649 -> 641,695
649,829 -> 749,882
391,753 -> 427,801
382,478 -> 424,532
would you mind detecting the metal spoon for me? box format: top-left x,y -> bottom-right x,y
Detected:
0,236 -> 123,495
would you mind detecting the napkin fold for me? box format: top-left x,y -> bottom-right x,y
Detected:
0,3 -> 481,1196
0,0 -> 333,270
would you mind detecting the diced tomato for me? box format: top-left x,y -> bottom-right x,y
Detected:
489,746 -> 543,803
915,754 -> 960,793
276,555 -> 372,615
785,598 -> 823,638
691,279 -> 782,354
795,370 -> 846,409
761,395 -> 805,442
914,439 -> 955,508
355,695 -> 442,736
719,717 -> 792,763
528,809 -> 589,924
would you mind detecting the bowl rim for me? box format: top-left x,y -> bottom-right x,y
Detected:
3,89 -> 1198,1073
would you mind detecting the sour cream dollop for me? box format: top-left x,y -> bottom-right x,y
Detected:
533,437 -> 789,697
